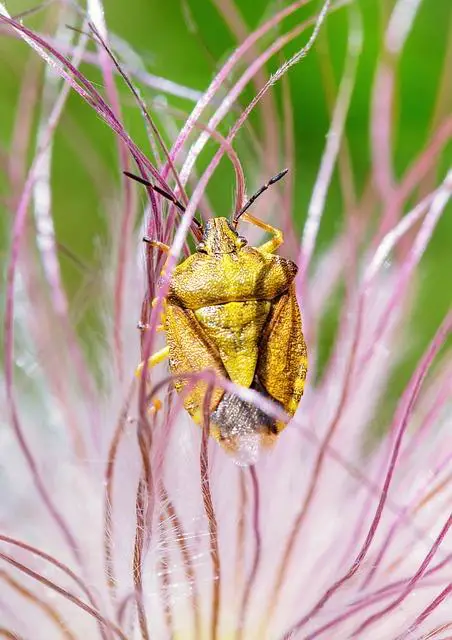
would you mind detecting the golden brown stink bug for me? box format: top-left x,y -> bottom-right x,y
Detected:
129,170 -> 308,463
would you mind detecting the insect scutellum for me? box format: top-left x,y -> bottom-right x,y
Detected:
129,168 -> 307,465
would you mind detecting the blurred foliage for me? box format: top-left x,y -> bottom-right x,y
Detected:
0,0 -> 451,421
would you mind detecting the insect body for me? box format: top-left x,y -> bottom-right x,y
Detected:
133,171 -> 307,463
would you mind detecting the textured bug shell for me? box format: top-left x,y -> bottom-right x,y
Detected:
164,217 -> 307,460
167,248 -> 298,309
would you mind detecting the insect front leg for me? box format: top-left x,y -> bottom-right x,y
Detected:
136,238 -> 173,414
135,345 -> 170,378
143,238 -> 170,253
138,308 -> 166,334
143,238 -> 170,279
138,294 -> 169,333
240,211 -> 283,254
135,345 -> 170,417
138,321 -> 165,332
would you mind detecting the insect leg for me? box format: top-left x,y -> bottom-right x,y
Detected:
135,344 -> 169,417
143,237 -> 172,278
138,321 -> 165,332
257,285 -> 307,426
240,211 -> 283,254
137,294 -> 169,332
143,238 -> 170,252
135,345 -> 170,378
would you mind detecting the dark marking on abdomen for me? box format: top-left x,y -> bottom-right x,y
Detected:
210,378 -> 280,442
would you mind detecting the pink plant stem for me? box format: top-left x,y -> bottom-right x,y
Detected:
0,25 -> 205,102
165,0 -> 316,181
31,16 -> 97,452
6,21 -> 88,455
7,50 -> 42,192
200,390 -> 221,640
361,168 -> 452,371
0,568 -> 76,639
281,310 -> 452,638
266,295 -> 364,627
372,0 -> 424,237
157,511 -> 174,636
4,184 -> 83,566
0,535 -> 97,608
235,472 -> 247,592
104,381 -> 136,606
211,0 -> 280,182
178,1 -> 342,195
300,4 -> 362,276
316,24 -> 357,213
401,585 -> 452,639
236,466 -> 261,640
359,453 -> 451,592
133,3 -> 344,415
350,508 -> 452,636
87,3 -> 136,381
416,10 -> 452,199
401,368 -> 452,463
0,551 -> 126,640
132,479 -> 150,640
289,552 -> 452,639
371,60 -> 395,207
161,485 -> 202,639
158,1 -> 340,332
280,72 -> 299,257
309,180 -> 376,385
163,123 -> 245,238
372,115 -> 452,257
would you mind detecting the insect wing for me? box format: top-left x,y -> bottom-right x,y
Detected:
256,285 -> 307,428
165,304 -> 226,424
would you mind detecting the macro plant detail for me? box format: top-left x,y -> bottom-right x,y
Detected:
0,1 -> 452,640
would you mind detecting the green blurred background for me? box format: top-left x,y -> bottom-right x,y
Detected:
1,0 -> 451,414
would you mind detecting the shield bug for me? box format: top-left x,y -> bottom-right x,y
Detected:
129,170 -> 308,464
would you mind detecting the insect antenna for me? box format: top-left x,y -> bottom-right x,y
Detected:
124,171 -> 203,235
124,171 -> 186,212
232,168 -> 289,227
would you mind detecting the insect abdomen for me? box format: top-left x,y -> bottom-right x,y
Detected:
209,381 -> 282,465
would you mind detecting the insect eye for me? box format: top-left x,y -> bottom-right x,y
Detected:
196,242 -> 207,253
237,236 -> 247,247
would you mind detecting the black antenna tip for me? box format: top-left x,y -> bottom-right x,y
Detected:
124,171 -> 152,188
233,168 -> 290,224
270,168 -> 289,184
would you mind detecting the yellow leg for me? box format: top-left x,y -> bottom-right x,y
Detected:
138,322 -> 165,332
151,297 -> 167,313
143,238 -> 170,253
148,398 -> 162,415
241,212 -> 283,254
135,345 -> 170,378
143,238 -> 170,276
138,297 -> 168,332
